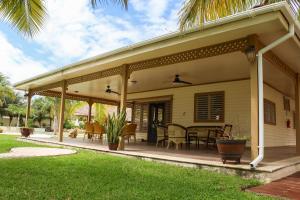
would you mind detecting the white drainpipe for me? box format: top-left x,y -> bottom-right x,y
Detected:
250,24 -> 295,169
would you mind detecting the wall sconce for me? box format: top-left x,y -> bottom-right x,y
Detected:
245,45 -> 256,64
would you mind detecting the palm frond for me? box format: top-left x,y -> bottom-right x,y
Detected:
90,0 -> 128,9
178,0 -> 289,31
0,0 -> 47,37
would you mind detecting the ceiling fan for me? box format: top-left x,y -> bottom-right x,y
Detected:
105,85 -> 120,95
172,74 -> 192,85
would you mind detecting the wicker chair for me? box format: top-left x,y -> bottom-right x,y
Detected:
68,129 -> 78,138
93,122 -> 104,142
122,123 -> 137,143
167,124 -> 187,150
156,125 -> 167,147
83,122 -> 94,141
216,124 -> 233,138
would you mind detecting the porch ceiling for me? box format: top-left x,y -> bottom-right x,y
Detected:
47,50 -> 295,101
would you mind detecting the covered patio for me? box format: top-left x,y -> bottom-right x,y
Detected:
15,2 -> 300,178
25,133 -> 300,182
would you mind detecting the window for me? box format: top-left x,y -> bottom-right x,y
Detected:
133,103 -> 148,132
264,99 -> 276,125
194,91 -> 224,122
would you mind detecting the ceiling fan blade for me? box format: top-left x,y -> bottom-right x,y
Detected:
179,80 -> 192,85
111,91 -> 120,95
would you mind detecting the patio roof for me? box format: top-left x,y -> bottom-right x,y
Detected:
14,2 -> 300,96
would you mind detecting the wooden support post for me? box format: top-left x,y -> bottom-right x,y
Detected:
246,35 -> 259,160
120,65 -> 129,111
58,81 -> 67,142
88,99 -> 93,123
295,74 -> 300,155
250,60 -> 259,159
25,91 -> 32,128
118,65 -> 129,151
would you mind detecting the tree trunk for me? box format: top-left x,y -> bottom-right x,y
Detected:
9,116 -> 13,127
17,114 -> 20,127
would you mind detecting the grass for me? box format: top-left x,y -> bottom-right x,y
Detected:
0,135 -> 273,200
0,135 -> 45,153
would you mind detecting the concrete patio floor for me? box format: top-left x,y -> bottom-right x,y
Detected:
23,133 -> 300,182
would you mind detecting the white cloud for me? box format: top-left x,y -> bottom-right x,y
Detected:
35,0 -> 182,63
0,0 -> 183,84
131,0 -> 171,22
0,32 -> 47,84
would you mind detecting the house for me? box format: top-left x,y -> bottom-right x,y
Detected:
14,2 -> 300,169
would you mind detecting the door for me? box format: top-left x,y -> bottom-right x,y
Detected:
148,103 -> 165,143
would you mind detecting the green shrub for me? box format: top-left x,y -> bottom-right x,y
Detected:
64,120 -> 76,129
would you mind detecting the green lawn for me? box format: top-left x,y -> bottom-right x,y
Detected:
0,135 -> 273,200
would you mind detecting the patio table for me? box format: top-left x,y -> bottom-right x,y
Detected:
186,126 -> 222,149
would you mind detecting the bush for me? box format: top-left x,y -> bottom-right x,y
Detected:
64,120 -> 76,130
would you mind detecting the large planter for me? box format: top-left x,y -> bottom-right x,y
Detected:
108,143 -> 119,150
20,127 -> 33,138
216,139 -> 246,164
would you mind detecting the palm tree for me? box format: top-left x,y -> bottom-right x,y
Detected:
94,103 -> 107,124
0,0 -> 128,37
6,104 -> 26,127
179,0 -> 300,30
0,73 -> 15,107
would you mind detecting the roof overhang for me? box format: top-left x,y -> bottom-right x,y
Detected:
14,2 -> 300,93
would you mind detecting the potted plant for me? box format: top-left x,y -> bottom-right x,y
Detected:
216,134 -> 249,164
20,127 -> 34,137
105,111 -> 126,150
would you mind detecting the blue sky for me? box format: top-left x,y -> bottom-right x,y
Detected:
0,0 -> 183,84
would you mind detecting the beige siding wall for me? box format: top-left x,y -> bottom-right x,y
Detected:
264,84 -> 296,147
128,80 -> 296,147
128,80 -> 251,138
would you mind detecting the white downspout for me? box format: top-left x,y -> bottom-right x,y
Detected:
250,24 -> 295,169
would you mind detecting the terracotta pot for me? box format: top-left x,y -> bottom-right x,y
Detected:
108,143 -> 118,150
216,139 -> 246,164
20,128 -> 33,138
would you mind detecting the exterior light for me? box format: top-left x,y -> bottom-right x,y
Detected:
245,45 -> 256,64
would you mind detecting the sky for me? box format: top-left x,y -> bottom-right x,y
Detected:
0,0 -> 184,84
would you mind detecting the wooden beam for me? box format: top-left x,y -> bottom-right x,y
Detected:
295,74 -> 300,155
34,90 -> 119,106
250,60 -> 259,159
87,99 -> 93,123
118,65 -> 129,151
120,65 -> 129,111
246,35 -> 259,160
58,81 -> 67,142
25,92 -> 32,128
128,37 -> 250,73
30,81 -> 63,94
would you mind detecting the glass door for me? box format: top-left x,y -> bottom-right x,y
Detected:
148,103 -> 165,143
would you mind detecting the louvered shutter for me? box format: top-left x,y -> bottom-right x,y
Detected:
210,92 -> 224,121
195,94 -> 209,121
164,101 -> 172,124
194,92 -> 224,122
133,104 -> 141,131
141,104 -> 148,132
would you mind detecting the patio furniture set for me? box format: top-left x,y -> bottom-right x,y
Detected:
157,124 -> 233,150
78,122 -> 232,151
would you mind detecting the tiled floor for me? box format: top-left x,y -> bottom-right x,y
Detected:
27,135 -> 296,165
249,172 -> 300,200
